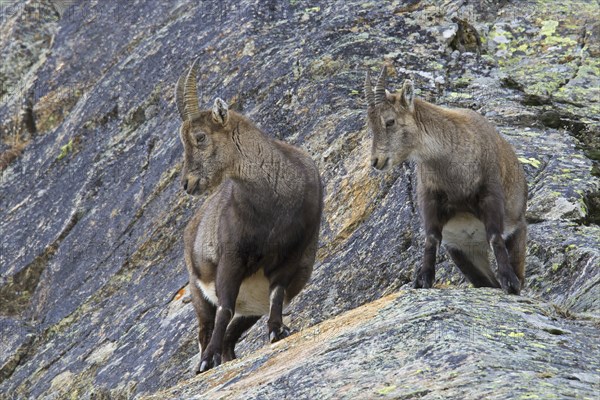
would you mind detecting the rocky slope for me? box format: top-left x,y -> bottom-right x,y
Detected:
148,290 -> 600,400
0,0 -> 598,399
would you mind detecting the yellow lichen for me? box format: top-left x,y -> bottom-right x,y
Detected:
376,385 -> 397,395
518,157 -> 541,168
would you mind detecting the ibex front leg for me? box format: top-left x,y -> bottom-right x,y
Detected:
268,285 -> 290,343
414,190 -> 443,289
198,256 -> 244,373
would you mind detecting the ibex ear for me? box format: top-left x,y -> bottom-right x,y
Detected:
399,80 -> 415,112
179,119 -> 195,146
212,98 -> 229,125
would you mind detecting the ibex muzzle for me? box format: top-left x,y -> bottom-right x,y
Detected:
365,67 -> 418,171
181,175 -> 200,195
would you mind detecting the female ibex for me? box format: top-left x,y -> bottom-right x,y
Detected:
365,65 -> 527,295
175,60 -> 323,373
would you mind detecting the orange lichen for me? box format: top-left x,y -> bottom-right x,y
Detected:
174,287 -> 187,301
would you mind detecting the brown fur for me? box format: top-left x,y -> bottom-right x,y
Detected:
365,66 -> 527,294
176,64 -> 322,373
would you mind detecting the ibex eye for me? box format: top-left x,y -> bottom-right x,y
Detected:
385,119 -> 395,127
196,134 -> 206,143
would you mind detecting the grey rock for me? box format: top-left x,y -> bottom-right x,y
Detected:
146,290 -> 600,400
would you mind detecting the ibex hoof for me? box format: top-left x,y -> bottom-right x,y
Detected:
413,269 -> 434,289
499,271 -> 521,295
221,346 -> 236,363
198,360 -> 209,374
197,352 -> 222,374
269,325 -> 291,343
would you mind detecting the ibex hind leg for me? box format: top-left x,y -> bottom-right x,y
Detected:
504,222 -> 526,287
199,254 -> 245,373
267,285 -> 290,343
189,282 -> 216,374
446,246 -> 500,288
266,250 -> 314,343
222,315 -> 260,362
479,190 -> 521,294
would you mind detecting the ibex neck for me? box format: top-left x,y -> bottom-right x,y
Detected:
413,99 -> 462,162
229,129 -> 303,206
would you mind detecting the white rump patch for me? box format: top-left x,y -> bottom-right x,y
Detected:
196,269 -> 288,317
442,212 -> 490,273
196,279 -> 218,306
502,222 -> 518,240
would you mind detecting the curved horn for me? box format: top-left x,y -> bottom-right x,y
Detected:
183,58 -> 201,120
374,65 -> 387,105
175,71 -> 186,120
364,70 -> 375,108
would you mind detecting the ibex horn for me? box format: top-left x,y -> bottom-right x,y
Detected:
374,65 -> 387,105
183,58 -> 201,120
175,72 -> 186,120
364,70 -> 375,108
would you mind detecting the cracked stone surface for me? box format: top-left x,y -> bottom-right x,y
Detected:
147,290 -> 600,400
0,0 -> 598,398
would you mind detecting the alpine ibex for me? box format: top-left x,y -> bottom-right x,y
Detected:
175,60 -> 323,373
364,65 -> 527,294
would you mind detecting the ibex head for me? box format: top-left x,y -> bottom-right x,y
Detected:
175,59 -> 236,195
365,65 -> 419,170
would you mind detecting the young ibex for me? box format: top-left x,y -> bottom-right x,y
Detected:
175,60 -> 323,373
365,65 -> 527,294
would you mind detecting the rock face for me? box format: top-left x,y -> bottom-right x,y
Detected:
147,290 -> 600,400
0,0 -> 598,399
